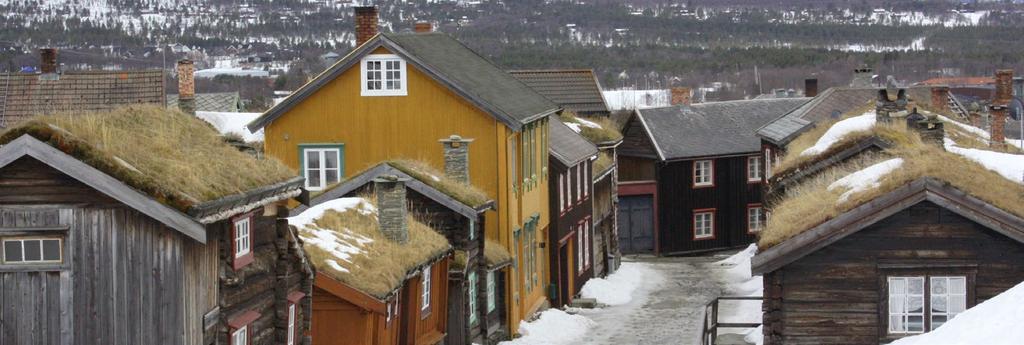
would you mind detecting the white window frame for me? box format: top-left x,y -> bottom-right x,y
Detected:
486,271 -> 496,312
694,211 -> 714,239
286,303 -> 296,345
929,276 -> 967,330
302,147 -> 342,191
558,173 -> 565,212
2,237 -> 62,264
234,217 -> 251,259
564,171 -> 572,209
765,148 -> 774,178
360,54 -> 407,96
231,325 -> 248,345
694,160 -> 713,187
888,277 -> 926,334
468,272 -> 479,325
576,225 -> 584,272
747,156 -> 763,182
421,265 -> 432,311
576,164 -> 582,201
747,206 -> 764,233
584,220 -> 590,268
583,163 -> 589,197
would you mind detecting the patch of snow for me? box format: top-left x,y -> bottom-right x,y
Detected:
800,112 -> 876,156
938,115 -> 990,141
578,261 -> 649,306
890,280 -> 1024,345
716,244 -> 764,343
195,111 -> 264,142
290,197 -> 377,274
498,309 -> 596,345
194,68 -> 270,78
565,122 -> 582,133
603,89 -> 671,110
288,197 -> 377,228
574,117 -> 602,129
944,139 -> 1024,184
828,158 -> 904,203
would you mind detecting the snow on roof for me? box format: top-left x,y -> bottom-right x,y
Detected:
193,68 -> 270,78
290,198 -> 377,273
800,112 -> 876,156
944,139 -> 1024,184
890,280 -> 1024,345
602,89 -> 670,111
828,158 -> 905,203
195,111 -> 265,142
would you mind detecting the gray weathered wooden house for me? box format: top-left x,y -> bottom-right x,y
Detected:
0,107 -> 312,345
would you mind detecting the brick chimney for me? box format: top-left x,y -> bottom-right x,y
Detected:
851,66 -> 874,87
930,86 -> 950,112
355,6 -> 379,47
875,88 -> 908,123
440,135 -> 473,183
374,174 -> 409,244
991,69 -> 1014,148
176,59 -> 196,116
415,21 -> 433,33
804,78 -> 818,97
39,48 -> 58,74
670,87 -> 691,106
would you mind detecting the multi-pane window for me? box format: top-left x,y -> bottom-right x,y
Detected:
929,277 -> 967,330
286,304 -> 296,345
2,238 -> 61,263
888,277 -> 926,334
303,147 -> 342,191
576,164 -> 582,201
765,148 -> 774,178
361,55 -> 407,96
468,272 -> 479,325
583,163 -> 589,197
576,224 -> 584,272
693,210 -> 714,239
486,271 -> 497,312
234,217 -> 251,259
693,160 -> 713,187
421,265 -> 432,311
510,136 -> 518,193
564,170 -> 572,209
558,173 -> 565,212
583,220 -> 590,268
747,156 -> 763,182
747,206 -> 765,233
887,276 -> 966,334
231,326 -> 248,345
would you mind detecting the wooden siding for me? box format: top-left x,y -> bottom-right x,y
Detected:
547,158 -> 593,306
617,156 -> 656,182
763,201 -> 1024,345
183,230 -> 220,345
656,156 -> 761,254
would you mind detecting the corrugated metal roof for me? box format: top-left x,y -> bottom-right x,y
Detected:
0,70 -> 165,127
510,69 -> 609,115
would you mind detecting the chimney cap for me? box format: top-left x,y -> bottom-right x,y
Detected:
439,135 -> 475,143
373,174 -> 410,183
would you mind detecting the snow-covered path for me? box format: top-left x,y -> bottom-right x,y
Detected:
569,254 -> 739,345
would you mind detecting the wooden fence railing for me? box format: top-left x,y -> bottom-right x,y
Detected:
700,296 -> 762,345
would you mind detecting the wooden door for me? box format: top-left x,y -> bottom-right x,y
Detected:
618,196 -> 654,254
0,271 -> 63,344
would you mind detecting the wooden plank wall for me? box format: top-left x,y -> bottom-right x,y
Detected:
183,230 -> 219,345
766,201 -> 1024,344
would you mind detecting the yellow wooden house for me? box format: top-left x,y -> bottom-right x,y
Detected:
247,31 -> 558,338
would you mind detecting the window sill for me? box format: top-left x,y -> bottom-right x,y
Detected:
233,253 -> 255,270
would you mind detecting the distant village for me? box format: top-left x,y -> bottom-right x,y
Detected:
1,3 -> 1024,345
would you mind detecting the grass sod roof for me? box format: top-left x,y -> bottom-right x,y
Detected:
387,159 -> 491,208
759,117 -> 1024,249
297,197 -> 451,300
559,112 -> 623,144
0,106 -> 295,212
484,238 -> 513,268
593,151 -> 614,176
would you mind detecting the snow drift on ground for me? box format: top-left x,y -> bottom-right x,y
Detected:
716,244 -> 764,345
828,158 -> 905,203
944,139 -> 1024,184
578,262 -> 650,306
801,112 -> 876,156
195,111 -> 264,142
498,309 -> 596,345
890,280 -> 1024,345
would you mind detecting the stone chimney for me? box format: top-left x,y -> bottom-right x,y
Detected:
804,78 -> 818,97
906,108 -> 945,149
851,66 -> 874,87
439,135 -> 473,183
374,175 -> 409,244
415,21 -> 433,33
670,87 -> 691,106
875,87 -> 908,123
39,48 -> 58,74
355,6 -> 379,47
930,86 -> 950,112
176,59 -> 196,116
991,69 -> 1014,147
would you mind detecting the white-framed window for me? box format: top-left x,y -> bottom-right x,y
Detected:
693,210 -> 714,239
486,271 -> 496,312
421,265 -> 432,311
693,160 -> 713,187
765,148 -> 774,178
234,216 -> 251,259
302,147 -> 342,191
888,277 -> 926,334
583,220 -> 590,268
2,237 -> 62,264
747,206 -> 765,233
564,170 -> 572,209
576,164 -> 582,201
583,163 -> 589,197
468,272 -> 479,325
360,54 -> 407,96
231,325 -> 248,345
558,173 -> 565,212
286,304 -> 296,345
576,225 -> 584,272
747,156 -> 763,182
929,276 -> 967,330
510,136 -> 518,193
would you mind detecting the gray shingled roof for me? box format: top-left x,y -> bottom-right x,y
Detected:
167,92 -> 241,112
509,69 -> 609,115
638,98 -> 809,160
549,117 -> 599,166
249,32 -> 558,132
0,70 -> 165,127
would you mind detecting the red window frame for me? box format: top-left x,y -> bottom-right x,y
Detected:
692,208 -> 716,240
692,160 -> 715,188
746,204 -> 764,234
228,310 -> 261,345
232,212 -> 256,270
746,156 -> 763,184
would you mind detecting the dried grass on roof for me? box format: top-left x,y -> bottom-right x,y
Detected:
773,103 -> 873,174
484,238 -> 512,268
760,122 -> 1024,249
560,112 -> 623,144
301,199 -> 451,300
593,151 -> 614,176
389,159 -> 491,207
0,105 -> 294,211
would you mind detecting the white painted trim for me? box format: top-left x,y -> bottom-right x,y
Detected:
360,54 -> 408,97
